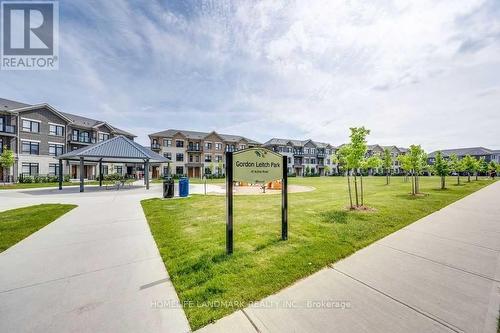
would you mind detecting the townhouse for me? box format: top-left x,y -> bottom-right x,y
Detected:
0,98 -> 136,182
263,138 -> 336,176
427,147 -> 500,164
148,129 -> 260,178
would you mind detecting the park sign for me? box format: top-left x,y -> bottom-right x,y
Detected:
233,148 -> 283,184
225,147 -> 288,255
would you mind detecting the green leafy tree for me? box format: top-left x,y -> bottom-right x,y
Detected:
0,149 -> 15,183
344,127 -> 370,208
382,148 -> 392,185
448,154 -> 463,185
488,161 -> 498,178
398,154 -> 411,183
324,165 -> 331,175
432,151 -> 449,189
406,145 -> 427,195
477,157 -> 488,179
462,155 -> 476,182
217,161 -> 223,176
305,165 -> 311,176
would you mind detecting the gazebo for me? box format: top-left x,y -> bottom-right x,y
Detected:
56,135 -> 169,192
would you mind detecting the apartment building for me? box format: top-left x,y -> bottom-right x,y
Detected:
366,144 -> 408,174
0,98 -> 136,182
428,147 -> 500,164
263,138 -> 336,176
148,129 -> 260,178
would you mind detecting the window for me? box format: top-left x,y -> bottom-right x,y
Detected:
205,142 -> 212,150
215,143 -> 222,150
176,153 -> 184,162
163,166 -> 170,175
216,155 -> 223,162
49,144 -> 64,156
102,165 -> 109,175
311,158 -> 316,164
49,124 -> 64,136
22,119 -> 40,133
175,166 -> 184,175
205,154 -> 212,162
72,129 -> 79,141
164,152 -> 172,160
239,144 -> 246,150
22,163 -> 39,176
311,148 -> 315,154
116,166 -> 123,174
21,141 -> 39,155
48,163 -> 60,176
164,139 -> 172,147
175,140 -> 184,148
98,132 -> 110,142
288,157 -> 292,163
327,159 -> 331,165
80,131 -> 90,143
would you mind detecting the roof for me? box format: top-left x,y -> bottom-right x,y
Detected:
57,135 -> 169,163
149,129 -> 260,144
0,97 -> 136,137
0,98 -> 31,111
263,138 -> 334,148
59,111 -> 136,137
428,147 -> 494,158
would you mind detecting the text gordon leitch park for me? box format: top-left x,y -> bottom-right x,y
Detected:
235,161 -> 281,168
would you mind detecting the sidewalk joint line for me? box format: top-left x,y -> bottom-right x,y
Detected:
329,265 -> 463,333
242,309 -> 261,333
401,228 -> 500,252
376,243 -> 500,283
0,256 -> 160,294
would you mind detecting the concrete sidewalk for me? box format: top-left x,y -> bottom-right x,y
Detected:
0,186 -> 190,332
198,181 -> 500,333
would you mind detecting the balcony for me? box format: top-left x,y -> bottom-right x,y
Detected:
0,124 -> 16,135
68,134 -> 95,145
151,143 -> 161,150
187,146 -> 202,152
293,151 -> 304,156
317,152 -> 326,158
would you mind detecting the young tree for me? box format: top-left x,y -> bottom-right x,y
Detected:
448,154 -> 463,185
360,155 -> 381,206
398,154 -> 412,184
406,145 -> 427,195
337,145 -> 354,208
0,149 -> 15,183
382,148 -> 392,185
462,155 -> 476,182
432,151 -> 449,189
488,161 -> 498,179
324,165 -> 331,176
346,127 -> 370,207
478,157 -> 488,179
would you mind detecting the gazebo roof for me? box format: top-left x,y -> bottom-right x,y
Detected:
57,135 -> 169,163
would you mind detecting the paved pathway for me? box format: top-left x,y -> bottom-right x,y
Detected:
198,181 -> 500,333
0,183 -> 202,333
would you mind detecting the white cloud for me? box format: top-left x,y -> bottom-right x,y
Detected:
0,0 -> 499,150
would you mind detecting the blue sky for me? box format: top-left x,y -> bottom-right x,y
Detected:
1,0 -> 500,150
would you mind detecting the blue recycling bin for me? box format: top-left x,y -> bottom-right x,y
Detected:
179,177 -> 189,197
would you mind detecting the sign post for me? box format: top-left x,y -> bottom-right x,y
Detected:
225,148 -> 288,255
226,152 -> 234,254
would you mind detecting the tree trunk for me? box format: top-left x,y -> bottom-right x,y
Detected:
468,173 -> 471,182
457,174 -> 460,185
386,170 -> 389,185
353,172 -> 359,207
360,174 -> 364,206
411,171 -> 415,195
347,172 -> 353,209
441,175 -> 445,189
475,173 -> 478,181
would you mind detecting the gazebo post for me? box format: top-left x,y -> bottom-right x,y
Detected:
99,160 -> 103,187
145,159 -> 150,190
79,157 -> 85,192
58,158 -> 63,190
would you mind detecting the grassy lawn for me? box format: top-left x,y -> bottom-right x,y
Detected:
141,176 -> 495,330
0,204 -> 77,252
0,181 -> 101,190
